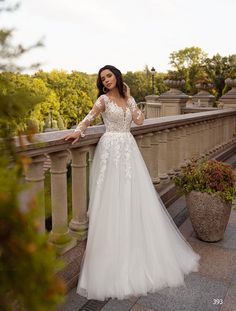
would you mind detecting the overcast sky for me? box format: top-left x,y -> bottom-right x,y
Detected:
1,0 -> 236,74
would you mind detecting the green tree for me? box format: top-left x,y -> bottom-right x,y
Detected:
204,53 -> 236,98
169,46 -> 208,94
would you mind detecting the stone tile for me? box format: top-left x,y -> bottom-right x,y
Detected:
179,217 -> 194,240
130,304 -> 157,311
220,285 -> 236,311
137,274 -> 228,311
230,271 -> 236,286
57,287 -> 87,311
100,297 -> 134,311
228,209 -> 236,226
215,226 -> 236,250
188,240 -> 236,282
167,196 -> 186,219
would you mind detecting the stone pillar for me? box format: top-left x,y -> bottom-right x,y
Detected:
192,84 -> 215,107
24,155 -> 46,232
158,80 -> 189,116
145,95 -> 162,118
220,78 -> 236,108
49,150 -> 74,251
69,148 -> 89,240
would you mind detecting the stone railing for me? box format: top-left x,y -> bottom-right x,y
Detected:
16,108 -> 236,254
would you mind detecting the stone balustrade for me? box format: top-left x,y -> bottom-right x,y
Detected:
15,108 -> 236,253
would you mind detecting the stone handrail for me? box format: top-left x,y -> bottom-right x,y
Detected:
17,108 -> 236,252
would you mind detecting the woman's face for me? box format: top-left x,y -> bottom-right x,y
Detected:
100,69 -> 117,91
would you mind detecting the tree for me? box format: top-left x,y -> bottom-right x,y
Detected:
169,47 -> 208,94
204,53 -> 236,98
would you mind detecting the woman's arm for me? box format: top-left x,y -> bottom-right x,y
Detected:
127,96 -> 145,125
64,96 -> 105,144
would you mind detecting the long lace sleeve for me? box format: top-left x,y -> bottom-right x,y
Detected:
127,96 -> 144,125
74,96 -> 105,137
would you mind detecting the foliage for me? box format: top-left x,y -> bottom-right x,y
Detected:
0,2 -> 66,309
124,66 -> 168,102
169,46 -> 208,94
174,159 -> 236,202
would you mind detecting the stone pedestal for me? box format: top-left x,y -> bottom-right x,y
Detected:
220,78 -> 236,108
192,84 -> 215,107
158,80 -> 188,116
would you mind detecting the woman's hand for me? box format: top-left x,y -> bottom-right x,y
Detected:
63,131 -> 82,145
123,82 -> 131,98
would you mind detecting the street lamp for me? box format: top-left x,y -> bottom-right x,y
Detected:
49,106 -> 53,128
151,66 -> 156,95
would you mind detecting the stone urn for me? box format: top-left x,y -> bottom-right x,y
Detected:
163,79 -> 185,95
186,190 -> 231,242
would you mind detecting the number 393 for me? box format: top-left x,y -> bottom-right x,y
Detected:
213,299 -> 223,305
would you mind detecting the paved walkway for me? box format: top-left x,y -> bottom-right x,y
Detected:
58,155 -> 236,311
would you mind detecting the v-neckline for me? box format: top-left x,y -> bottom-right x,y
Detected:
105,94 -> 129,112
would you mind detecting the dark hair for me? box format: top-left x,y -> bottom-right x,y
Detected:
97,65 -> 125,98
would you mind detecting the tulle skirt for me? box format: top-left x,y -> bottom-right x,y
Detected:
77,131 -> 200,301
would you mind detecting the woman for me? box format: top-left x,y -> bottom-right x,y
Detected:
64,65 -> 200,301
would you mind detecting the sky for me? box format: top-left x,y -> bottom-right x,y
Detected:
1,0 -> 236,74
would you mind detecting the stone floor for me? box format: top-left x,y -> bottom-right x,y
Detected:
57,155 -> 236,311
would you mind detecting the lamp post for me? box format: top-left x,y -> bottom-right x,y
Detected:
151,66 -> 156,95
50,106 -> 53,128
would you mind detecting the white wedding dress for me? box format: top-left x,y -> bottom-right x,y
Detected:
76,94 -> 200,301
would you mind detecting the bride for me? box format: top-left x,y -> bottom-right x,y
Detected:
64,65 -> 200,301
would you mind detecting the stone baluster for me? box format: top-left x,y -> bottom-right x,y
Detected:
24,155 -> 46,232
183,125 -> 191,163
49,150 -> 73,251
166,128 -> 176,178
140,133 -> 154,177
178,126 -> 187,168
188,123 -> 196,158
209,120 -> 215,154
157,129 -> 169,183
173,127 -> 181,173
69,148 -> 89,240
202,121 -> 209,157
150,132 -> 160,184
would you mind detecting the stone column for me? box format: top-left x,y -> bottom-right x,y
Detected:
24,155 -> 46,232
69,148 -> 89,240
49,150 -> 73,251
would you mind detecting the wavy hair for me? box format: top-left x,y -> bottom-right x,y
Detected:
97,65 -> 125,98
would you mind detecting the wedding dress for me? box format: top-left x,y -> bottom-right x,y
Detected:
76,94 -> 200,301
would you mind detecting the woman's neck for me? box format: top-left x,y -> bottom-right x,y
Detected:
107,87 -> 120,99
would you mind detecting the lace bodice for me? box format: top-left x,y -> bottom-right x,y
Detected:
75,94 -> 144,137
